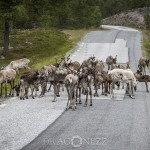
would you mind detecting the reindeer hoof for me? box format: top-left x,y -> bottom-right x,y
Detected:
90,103 -> 92,106
66,108 -> 68,111
79,101 -> 82,104
129,95 -> 135,99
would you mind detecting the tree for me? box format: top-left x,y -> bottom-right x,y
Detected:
145,7 -> 150,29
0,0 -> 26,57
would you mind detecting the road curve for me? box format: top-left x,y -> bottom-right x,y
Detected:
22,26 -> 150,150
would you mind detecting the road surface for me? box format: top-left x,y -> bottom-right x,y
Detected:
21,26 -> 150,150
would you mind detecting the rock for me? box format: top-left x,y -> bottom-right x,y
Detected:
102,7 -> 150,29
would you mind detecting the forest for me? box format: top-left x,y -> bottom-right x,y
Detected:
1,0 -> 150,29
0,0 -> 150,57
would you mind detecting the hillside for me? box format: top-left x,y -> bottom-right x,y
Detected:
0,29 -> 93,69
102,7 -> 150,29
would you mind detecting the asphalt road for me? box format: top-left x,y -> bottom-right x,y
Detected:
22,26 -> 150,150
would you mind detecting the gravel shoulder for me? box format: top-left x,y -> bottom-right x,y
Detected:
0,91 -> 67,150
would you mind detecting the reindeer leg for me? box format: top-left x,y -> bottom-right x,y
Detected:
79,88 -> 82,104
110,82 -> 114,98
89,87 -> 92,106
52,83 -> 58,102
74,88 -> 77,109
128,81 -> 134,99
72,91 -> 76,111
0,83 -> 3,97
66,87 -> 70,110
57,83 -> 60,97
39,82 -> 45,97
131,81 -> 134,96
108,82 -> 110,94
104,81 -> 108,96
47,83 -> 52,92
25,88 -> 28,99
66,99 -> 70,111
12,80 -> 15,97
53,94 -> 57,102
62,84 -> 64,92
9,82 -> 12,96
145,82 -> 149,92
31,85 -> 35,99
5,82 -> 7,98
101,83 -> 104,95
75,87 -> 78,104
94,82 -> 99,97
84,89 -> 88,107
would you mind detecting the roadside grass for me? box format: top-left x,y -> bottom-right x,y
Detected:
142,30 -> 150,59
0,28 -> 71,69
0,28 -> 96,69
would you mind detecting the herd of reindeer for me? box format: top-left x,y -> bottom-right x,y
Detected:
0,55 -> 150,110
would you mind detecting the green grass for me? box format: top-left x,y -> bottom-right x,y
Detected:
142,30 -> 150,59
0,28 -> 97,69
0,28 -> 71,68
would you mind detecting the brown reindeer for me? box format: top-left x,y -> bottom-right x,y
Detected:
92,60 -> 105,96
134,70 -> 150,92
76,67 -> 93,106
19,70 -> 40,100
106,55 -> 117,70
138,57 -> 149,75
64,60 -> 80,71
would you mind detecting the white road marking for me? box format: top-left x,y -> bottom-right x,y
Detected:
71,38 -> 129,64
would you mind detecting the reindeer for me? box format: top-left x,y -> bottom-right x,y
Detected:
92,60 -> 106,96
19,70 -> 40,100
0,69 -> 16,97
76,67 -> 93,106
108,69 -> 137,99
106,55 -> 117,70
138,57 -> 149,75
134,70 -> 150,92
3,58 -> 30,75
52,68 -> 70,102
65,74 -> 78,111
